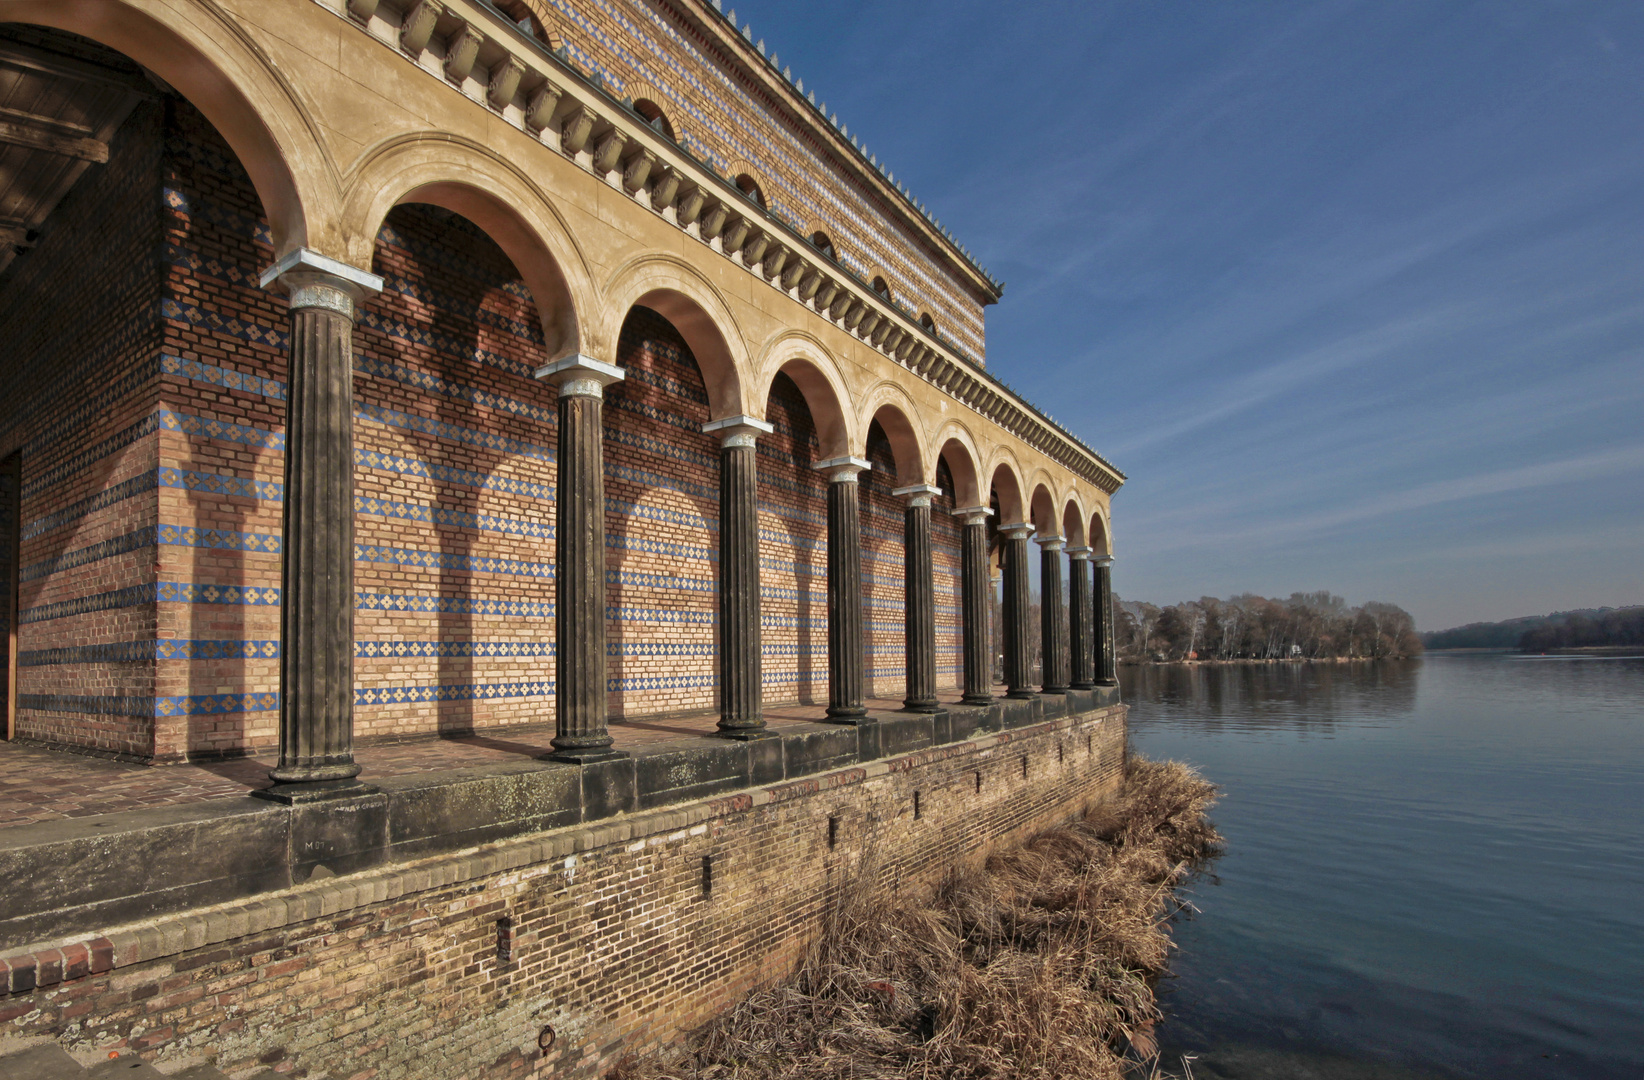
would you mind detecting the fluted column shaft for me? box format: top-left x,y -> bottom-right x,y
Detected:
540,356 -> 626,762
1038,535 -> 1068,693
895,485 -> 941,713
1068,548 -> 1095,689
956,507 -> 993,705
707,416 -> 773,736
1096,556 -> 1118,686
817,457 -> 869,719
999,523 -> 1035,699
260,252 -> 381,797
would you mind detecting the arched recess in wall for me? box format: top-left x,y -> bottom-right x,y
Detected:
859,386 -> 927,488
756,341 -> 853,707
353,193 -> 566,739
600,256 -> 748,421
1061,497 -> 1088,549
1089,508 -> 1112,557
1028,481 -> 1059,537
595,264 -> 743,718
2,2 -> 319,254
933,425 -> 984,508
491,1 -> 565,50
341,136 -> 595,364
987,456 -> 1026,526
631,98 -> 676,141
810,230 -> 838,261
0,14 -> 322,760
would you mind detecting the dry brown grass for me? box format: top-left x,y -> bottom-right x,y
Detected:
613,756 -> 1222,1080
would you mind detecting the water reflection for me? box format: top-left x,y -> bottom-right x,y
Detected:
1130,653 -> 1644,1080
1122,659 -> 1420,731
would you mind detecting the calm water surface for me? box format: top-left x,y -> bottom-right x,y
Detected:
1124,653 -> 1644,1080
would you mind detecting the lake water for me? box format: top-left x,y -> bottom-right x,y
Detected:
1124,652 -> 1644,1080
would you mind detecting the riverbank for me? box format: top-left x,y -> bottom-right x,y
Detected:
614,757 -> 1222,1080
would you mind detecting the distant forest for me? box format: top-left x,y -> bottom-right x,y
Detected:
1114,592 -> 1421,662
1423,606 -> 1644,652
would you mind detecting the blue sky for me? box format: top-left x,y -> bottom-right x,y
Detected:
740,0 -> 1644,630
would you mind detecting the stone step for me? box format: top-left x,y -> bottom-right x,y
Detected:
0,1043 -> 86,1080
85,1054 -> 168,1078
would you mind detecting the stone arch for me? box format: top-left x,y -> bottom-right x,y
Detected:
1061,495 -> 1088,548
340,133 -> 596,363
857,383 -> 927,487
1089,506 -> 1113,557
754,334 -> 854,460
4,0 -> 325,255
986,451 -> 1026,524
1029,482 -> 1058,536
932,422 -> 984,507
600,255 -> 749,421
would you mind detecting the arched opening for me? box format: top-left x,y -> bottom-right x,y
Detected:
603,306 -> 718,719
492,1 -> 565,50
0,21 -> 306,762
1062,500 -> 1087,549
919,312 -> 936,333
986,462 -> 1027,690
1029,484 -> 1058,538
811,230 -> 837,260
760,370 -> 829,705
862,418 -> 906,701
735,172 -> 766,209
1089,511 -> 1111,557
871,275 -> 892,301
632,98 -> 676,141
932,455 -> 963,693
357,201 -> 562,740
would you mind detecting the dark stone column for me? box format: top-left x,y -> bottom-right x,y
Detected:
705,415 -> 773,737
893,484 -> 940,713
1096,555 -> 1118,686
539,356 -> 627,762
999,523 -> 1035,699
816,457 -> 869,719
1037,535 -> 1068,693
256,251 -> 381,802
1068,547 -> 1095,690
956,506 -> 993,706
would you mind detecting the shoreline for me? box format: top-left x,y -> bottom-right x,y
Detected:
1120,654 -> 1419,667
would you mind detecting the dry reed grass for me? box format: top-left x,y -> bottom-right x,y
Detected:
614,755 -> 1222,1080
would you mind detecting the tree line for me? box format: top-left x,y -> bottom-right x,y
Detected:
1519,606 -> 1644,651
1114,591 -> 1421,663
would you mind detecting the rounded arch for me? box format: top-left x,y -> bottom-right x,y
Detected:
932,421 -> 983,507
631,97 -> 676,141
600,254 -> 750,421
1029,482 -> 1058,536
986,451 -> 1026,524
857,382 -> 928,488
1061,494 -> 1088,548
754,333 -> 854,459
809,229 -> 838,261
918,311 -> 936,333
1088,506 -> 1113,557
340,134 -> 597,362
870,273 -> 893,301
5,1 -> 324,255
731,167 -> 768,209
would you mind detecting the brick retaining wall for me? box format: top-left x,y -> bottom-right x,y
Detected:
0,704 -> 1125,1078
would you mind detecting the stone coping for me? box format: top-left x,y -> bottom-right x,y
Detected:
0,694 -> 1123,996
0,689 -> 1117,957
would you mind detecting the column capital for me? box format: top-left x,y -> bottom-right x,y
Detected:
891,483 -> 941,508
1035,533 -> 1066,551
1094,553 -> 1115,566
536,354 -> 626,398
998,522 -> 1035,540
703,414 -> 774,448
259,248 -> 383,318
1067,545 -> 1094,560
813,455 -> 871,482
953,504 -> 994,525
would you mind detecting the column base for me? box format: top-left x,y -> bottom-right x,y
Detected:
1097,678 -> 1119,687
1041,685 -> 1069,695
544,747 -> 630,765
821,706 -> 869,723
960,693 -> 994,706
251,777 -> 377,805
900,698 -> 941,714
714,725 -> 776,742
1006,689 -> 1036,700
1069,681 -> 1095,691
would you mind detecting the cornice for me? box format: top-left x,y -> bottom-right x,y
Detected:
326,0 -> 1126,495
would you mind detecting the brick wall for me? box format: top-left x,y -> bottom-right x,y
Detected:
0,705 -> 1127,1079
0,99 -> 166,760
529,0 -> 991,364
757,374 -> 827,704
